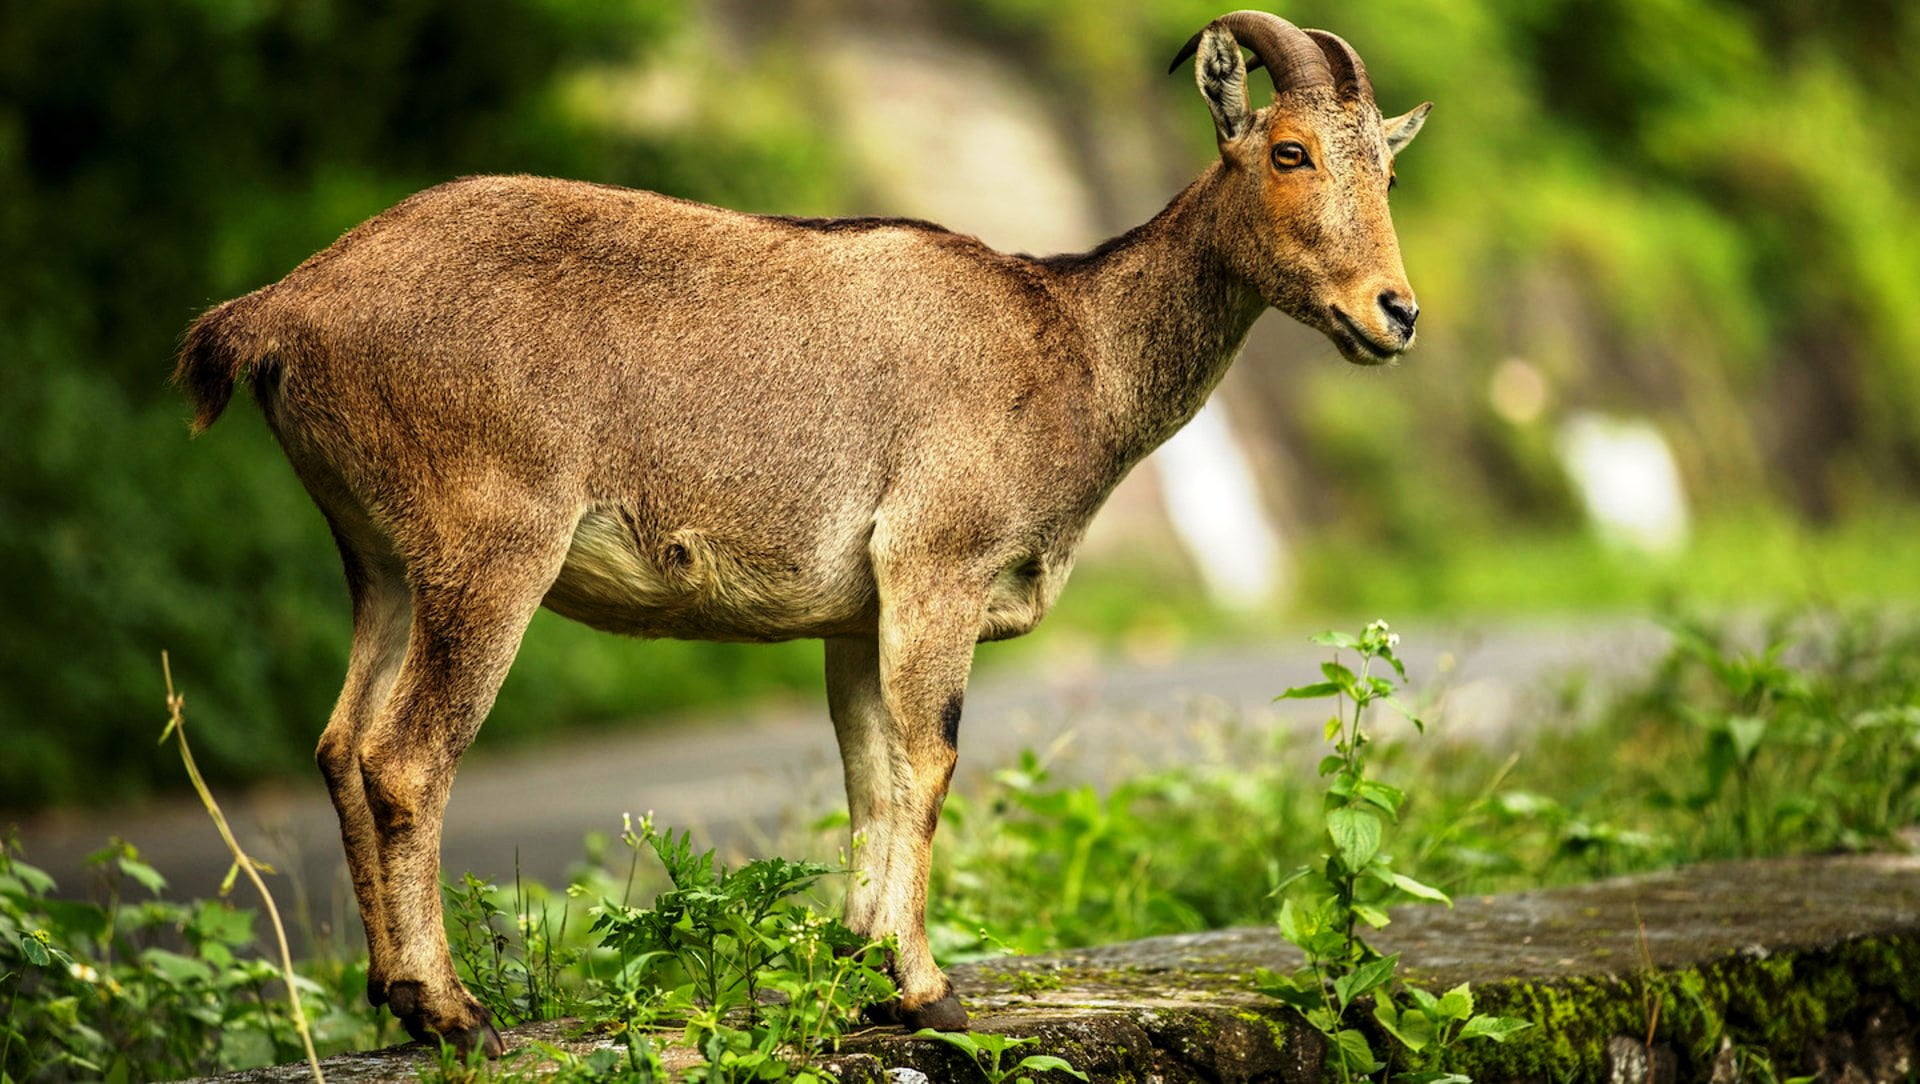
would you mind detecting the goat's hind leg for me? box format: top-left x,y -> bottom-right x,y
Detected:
313,524 -> 412,1011
357,514 -> 574,1055
825,636 -> 899,955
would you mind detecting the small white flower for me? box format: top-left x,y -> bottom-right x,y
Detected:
69,961 -> 99,984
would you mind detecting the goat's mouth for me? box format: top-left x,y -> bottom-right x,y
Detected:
1329,306 -> 1401,366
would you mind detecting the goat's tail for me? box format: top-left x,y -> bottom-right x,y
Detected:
174,292 -> 278,434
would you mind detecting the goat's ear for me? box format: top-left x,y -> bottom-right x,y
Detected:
1383,101 -> 1432,156
1194,25 -> 1253,144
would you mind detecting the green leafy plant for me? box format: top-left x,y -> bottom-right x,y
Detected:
444,862 -> 582,1028
0,660 -> 377,1084
525,1032 -> 667,1083
0,820 -> 375,1083
427,813 -> 1093,1083
910,1029 -> 1089,1084
419,1036 -> 499,1084
1633,613 -> 1920,860
584,815 -> 896,1082
1372,983 -> 1534,1081
1254,621 -> 1532,1082
927,746 -> 1220,960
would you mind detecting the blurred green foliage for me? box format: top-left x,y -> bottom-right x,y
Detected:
0,0 -> 848,809
927,610 -> 1920,958
4,0 -> 1919,810
960,0 -> 1920,531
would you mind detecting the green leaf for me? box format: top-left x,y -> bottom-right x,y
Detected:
1256,974 -> 1328,1012
191,900 -> 256,947
1383,696 -> 1424,731
1389,872 -> 1452,906
118,857 -> 168,896
1327,807 -> 1383,870
1727,714 -> 1767,764
1373,998 -> 1433,1053
1333,1028 -> 1382,1073
1321,661 -> 1358,690
1373,997 -> 1399,1029
1328,770 -> 1358,800
1013,1054 -> 1089,1080
1697,728 -> 1734,804
1271,864 -> 1312,897
19,933 -> 49,967
1279,682 -> 1343,702
6,861 -> 56,897
1333,953 -> 1398,1009
1358,780 -> 1405,817
1352,902 -> 1393,928
1457,1014 -> 1535,1042
1310,630 -> 1361,649
141,947 -> 214,986
911,1028 -> 982,1060
1276,898 -> 1305,944
972,1032 -> 1031,1057
1435,982 -> 1474,1020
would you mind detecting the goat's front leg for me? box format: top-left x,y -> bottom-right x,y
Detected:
842,556 -> 984,1031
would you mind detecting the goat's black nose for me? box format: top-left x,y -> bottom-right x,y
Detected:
1378,291 -> 1419,341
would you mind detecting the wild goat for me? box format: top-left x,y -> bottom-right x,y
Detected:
176,9 -> 1429,1054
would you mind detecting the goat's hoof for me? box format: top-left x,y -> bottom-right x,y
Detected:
388,981 -> 505,1058
897,993 -> 969,1032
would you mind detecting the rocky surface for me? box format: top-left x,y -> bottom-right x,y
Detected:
190,853 -> 1920,1083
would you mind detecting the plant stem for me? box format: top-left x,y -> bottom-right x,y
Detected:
161,653 -> 326,1084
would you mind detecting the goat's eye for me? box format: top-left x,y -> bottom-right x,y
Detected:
1270,141 -> 1311,171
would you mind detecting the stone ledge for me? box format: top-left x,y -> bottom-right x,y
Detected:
191,854 -> 1920,1083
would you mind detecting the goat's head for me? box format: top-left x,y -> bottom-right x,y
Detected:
1174,10 -> 1431,365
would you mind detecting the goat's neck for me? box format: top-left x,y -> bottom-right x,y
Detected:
1043,162 -> 1266,468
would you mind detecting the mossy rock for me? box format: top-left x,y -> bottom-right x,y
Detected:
852,854 -> 1920,1083
190,854 -> 1920,1082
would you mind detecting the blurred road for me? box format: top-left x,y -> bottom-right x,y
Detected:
11,616 -> 1670,935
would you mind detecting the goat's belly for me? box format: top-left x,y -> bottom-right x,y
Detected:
543,509 -> 875,642
978,550 -> 1076,643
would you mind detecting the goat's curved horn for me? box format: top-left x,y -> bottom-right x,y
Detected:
1166,10 -> 1333,94
1304,29 -> 1374,103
